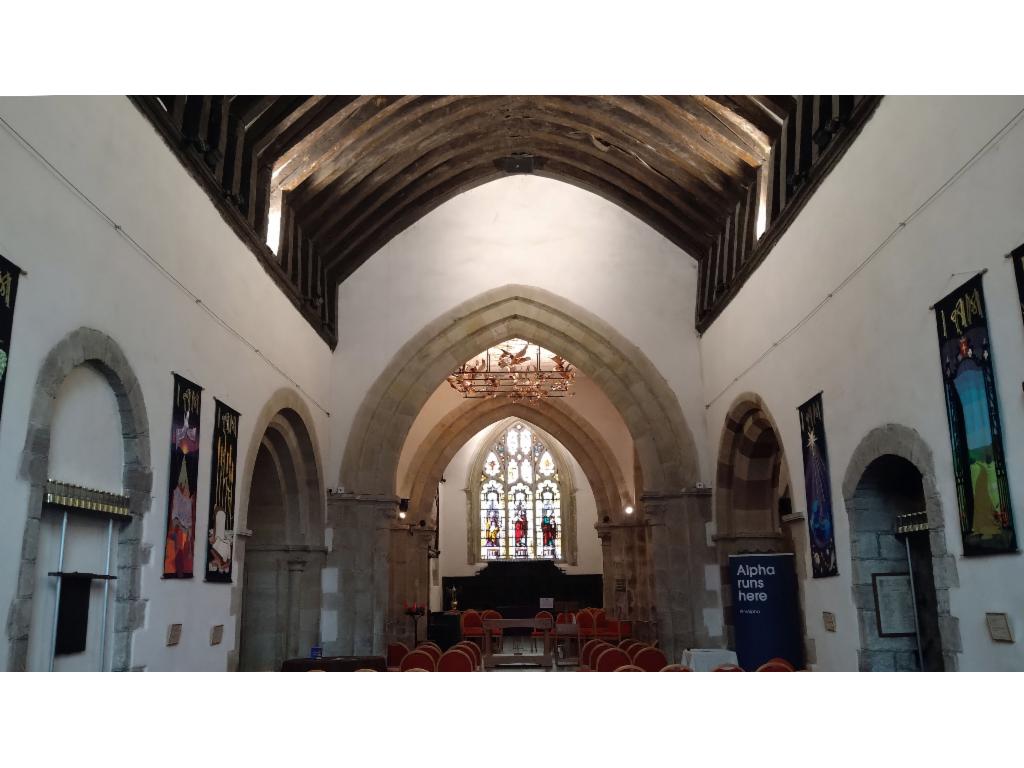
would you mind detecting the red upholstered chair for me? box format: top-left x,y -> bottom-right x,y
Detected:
576,609 -> 596,641
416,643 -> 442,666
455,641 -> 482,669
580,640 -> 609,670
756,660 -> 794,672
618,639 -> 634,649
530,610 -> 554,651
387,642 -> 409,670
400,649 -> 436,671
594,647 -> 632,672
437,647 -> 475,672
623,640 -> 644,656
632,646 -> 668,672
660,664 -> 693,672
460,610 -> 484,646
614,664 -> 644,671
712,664 -> 745,671
481,609 -> 503,651
628,643 -> 651,663
404,668 -> 429,672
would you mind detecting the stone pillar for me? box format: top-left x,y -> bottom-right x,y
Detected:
388,525 -> 435,646
285,559 -> 307,659
322,492 -> 398,657
596,519 -> 653,640
643,489 -> 719,662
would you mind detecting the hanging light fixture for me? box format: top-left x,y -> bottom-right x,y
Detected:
446,338 -> 576,401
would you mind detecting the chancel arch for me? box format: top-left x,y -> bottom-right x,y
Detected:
9,328 -> 152,672
235,396 -> 325,672
332,284 -> 715,660
842,424 -> 961,672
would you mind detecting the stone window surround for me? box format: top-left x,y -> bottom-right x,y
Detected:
464,417 -> 578,566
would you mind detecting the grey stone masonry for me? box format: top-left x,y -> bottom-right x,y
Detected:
7,328 -> 152,672
644,489 -> 718,662
323,492 -> 398,657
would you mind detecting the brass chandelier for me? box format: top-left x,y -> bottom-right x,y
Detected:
446,339 -> 576,401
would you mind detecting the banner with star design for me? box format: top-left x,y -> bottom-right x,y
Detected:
934,274 -> 1016,555
0,253 -> 22,436
798,392 -> 838,578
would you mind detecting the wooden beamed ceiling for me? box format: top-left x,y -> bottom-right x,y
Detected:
132,95 -> 878,345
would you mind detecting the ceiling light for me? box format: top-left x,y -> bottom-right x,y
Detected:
446,338 -> 575,401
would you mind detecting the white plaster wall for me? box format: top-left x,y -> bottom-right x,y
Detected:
48,365 -> 123,492
0,97 -> 333,671
437,426 -> 603,582
330,175 -> 710,489
700,96 -> 1024,671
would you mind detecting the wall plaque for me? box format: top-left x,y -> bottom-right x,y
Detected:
822,611 -> 837,632
985,612 -> 1014,643
872,573 -> 917,637
210,624 -> 224,646
166,623 -> 182,646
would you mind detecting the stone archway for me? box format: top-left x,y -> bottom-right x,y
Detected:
395,397 -> 637,637
329,285 -> 714,660
713,393 -> 809,661
233,393 -> 325,672
842,424 -> 961,672
8,328 -> 152,672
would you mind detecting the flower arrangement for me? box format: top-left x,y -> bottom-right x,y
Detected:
403,600 -> 425,617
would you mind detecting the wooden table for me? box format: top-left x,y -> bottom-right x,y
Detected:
554,622 -> 580,667
482,618 -> 553,669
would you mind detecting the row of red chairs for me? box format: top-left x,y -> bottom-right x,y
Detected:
388,640 -> 483,672
579,639 -> 797,671
459,607 -> 631,646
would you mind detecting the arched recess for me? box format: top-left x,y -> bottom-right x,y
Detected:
401,396 -> 631,541
8,328 -> 152,672
841,424 -> 961,672
341,284 -> 698,496
714,393 -> 809,662
232,390 -> 325,672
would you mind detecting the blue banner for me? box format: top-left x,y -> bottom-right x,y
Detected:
729,553 -> 803,671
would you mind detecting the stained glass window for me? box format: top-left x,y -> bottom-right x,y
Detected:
478,422 -> 562,561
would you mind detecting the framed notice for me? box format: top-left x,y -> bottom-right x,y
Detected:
872,573 -> 917,637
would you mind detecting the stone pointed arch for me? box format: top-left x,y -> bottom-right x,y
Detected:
340,284 -> 698,497
401,396 -> 631,536
8,328 -> 152,672
841,423 -> 961,671
228,388 -> 326,672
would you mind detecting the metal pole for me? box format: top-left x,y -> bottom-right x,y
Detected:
905,536 -> 925,671
98,518 -> 114,671
48,510 -> 69,673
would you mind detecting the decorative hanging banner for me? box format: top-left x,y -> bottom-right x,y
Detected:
205,400 -> 240,583
0,253 -> 23,433
798,392 -> 839,578
934,274 -> 1017,555
1012,243 -> 1024,328
163,374 -> 203,578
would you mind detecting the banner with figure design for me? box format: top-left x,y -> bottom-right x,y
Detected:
0,254 -> 22,434
798,392 -> 838,578
205,399 -> 240,582
163,374 -> 202,578
934,274 -> 1016,555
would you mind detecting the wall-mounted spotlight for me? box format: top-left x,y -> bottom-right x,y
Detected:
398,511 -> 407,520
624,505 -> 634,515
